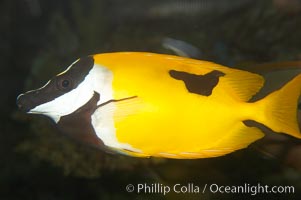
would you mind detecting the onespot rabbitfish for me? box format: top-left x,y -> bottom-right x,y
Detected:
17,52 -> 301,159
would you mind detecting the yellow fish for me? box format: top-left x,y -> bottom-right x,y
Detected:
17,52 -> 301,159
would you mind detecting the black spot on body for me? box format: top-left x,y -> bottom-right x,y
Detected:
17,56 -> 94,111
169,70 -> 225,96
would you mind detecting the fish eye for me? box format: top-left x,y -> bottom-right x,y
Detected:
57,77 -> 73,91
62,80 -> 70,88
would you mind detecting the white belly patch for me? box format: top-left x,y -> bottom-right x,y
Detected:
90,64 -> 142,153
91,103 -> 142,153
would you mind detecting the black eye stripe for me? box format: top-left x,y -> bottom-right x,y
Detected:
17,56 -> 94,111
61,56 -> 94,88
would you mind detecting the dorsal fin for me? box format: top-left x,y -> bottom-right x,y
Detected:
179,59 -> 265,102
211,66 -> 265,102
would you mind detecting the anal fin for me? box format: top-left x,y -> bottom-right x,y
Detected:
208,122 -> 264,154
151,123 -> 265,159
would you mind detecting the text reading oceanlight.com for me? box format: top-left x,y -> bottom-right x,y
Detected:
125,183 -> 295,196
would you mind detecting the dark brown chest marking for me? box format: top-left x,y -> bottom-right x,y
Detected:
56,92 -> 112,153
169,70 -> 225,96
17,56 -> 95,112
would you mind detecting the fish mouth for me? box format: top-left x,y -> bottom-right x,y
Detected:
28,110 -> 47,114
97,96 -> 138,108
16,93 -> 32,112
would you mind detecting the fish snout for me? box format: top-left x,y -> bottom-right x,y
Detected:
17,94 -> 29,112
16,92 -> 37,112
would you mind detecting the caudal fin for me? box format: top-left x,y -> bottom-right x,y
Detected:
255,74 -> 301,139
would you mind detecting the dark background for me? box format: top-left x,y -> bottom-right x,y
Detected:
1,0 -> 301,199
